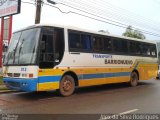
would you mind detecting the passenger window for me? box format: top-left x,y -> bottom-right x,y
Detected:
93,36 -> 103,51
142,43 -> 151,56
135,42 -> 142,55
81,34 -> 92,50
69,33 -> 81,49
129,41 -> 137,55
113,38 -> 122,53
104,38 -> 112,52
69,31 -> 92,52
121,40 -> 128,53
151,45 -> 157,57
54,29 -> 64,64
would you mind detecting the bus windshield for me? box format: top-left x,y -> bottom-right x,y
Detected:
3,28 -> 41,65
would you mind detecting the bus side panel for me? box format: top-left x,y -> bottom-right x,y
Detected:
37,69 -> 64,91
76,68 -> 131,87
137,63 -> 158,80
36,63 -> 158,91
79,76 -> 130,87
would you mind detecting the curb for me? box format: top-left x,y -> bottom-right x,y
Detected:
0,85 -> 7,90
0,85 -> 17,94
0,90 -> 17,94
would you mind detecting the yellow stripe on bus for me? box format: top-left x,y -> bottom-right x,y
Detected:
79,76 -> 130,87
37,82 -> 59,91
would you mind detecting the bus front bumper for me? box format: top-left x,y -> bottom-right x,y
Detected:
3,78 -> 38,92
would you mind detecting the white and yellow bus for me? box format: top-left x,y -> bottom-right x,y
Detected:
156,41 -> 160,79
3,24 -> 158,96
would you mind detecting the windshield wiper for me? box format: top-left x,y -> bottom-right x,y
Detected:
5,50 -> 14,66
5,52 -> 11,66
30,45 -> 36,63
17,39 -> 25,64
13,42 -> 20,64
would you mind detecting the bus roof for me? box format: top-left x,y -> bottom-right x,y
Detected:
13,24 -> 156,44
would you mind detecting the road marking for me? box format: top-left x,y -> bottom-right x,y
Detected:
119,109 -> 139,115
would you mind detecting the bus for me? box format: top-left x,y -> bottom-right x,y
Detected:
3,24 -> 158,96
156,41 -> 160,79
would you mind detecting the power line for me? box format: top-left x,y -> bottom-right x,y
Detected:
28,0 -> 160,31
72,0 -> 160,32
20,0 -> 160,38
49,1 -> 160,37
89,0 -> 160,31
24,0 -> 160,33
44,2 -> 160,38
55,0 -> 160,33
100,0 -> 160,24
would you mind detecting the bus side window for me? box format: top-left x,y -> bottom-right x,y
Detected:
93,36 -> 104,52
142,43 -> 151,56
150,45 -> 157,57
81,34 -> 92,50
104,37 -> 112,52
129,41 -> 136,55
54,28 -> 64,64
113,38 -> 122,53
69,32 -> 92,52
69,32 -> 81,49
121,40 -> 128,53
135,42 -> 142,55
39,34 -> 54,69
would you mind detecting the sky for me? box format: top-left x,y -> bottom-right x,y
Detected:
7,0 -> 160,41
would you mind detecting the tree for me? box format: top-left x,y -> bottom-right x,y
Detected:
122,26 -> 145,39
98,30 -> 110,34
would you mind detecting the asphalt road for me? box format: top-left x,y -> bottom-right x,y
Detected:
0,79 -> 160,115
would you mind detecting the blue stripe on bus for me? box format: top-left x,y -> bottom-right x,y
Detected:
3,78 -> 37,92
83,74 -> 104,79
38,76 -> 61,83
79,72 -> 131,80
38,72 -> 131,83
3,72 -> 131,92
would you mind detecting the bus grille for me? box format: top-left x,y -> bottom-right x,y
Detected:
7,81 -> 20,88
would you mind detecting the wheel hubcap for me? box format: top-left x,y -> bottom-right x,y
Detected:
63,77 -> 72,92
132,74 -> 137,85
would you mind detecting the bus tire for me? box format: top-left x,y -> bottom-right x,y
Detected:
59,75 -> 75,97
130,72 -> 139,87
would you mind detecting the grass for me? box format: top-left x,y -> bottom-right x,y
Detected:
0,77 -> 8,90
0,77 -> 3,85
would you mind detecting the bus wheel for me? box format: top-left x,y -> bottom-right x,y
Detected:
130,72 -> 139,87
59,75 -> 75,97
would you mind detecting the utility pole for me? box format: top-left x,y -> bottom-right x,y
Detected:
35,0 -> 43,24
0,17 -> 4,68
